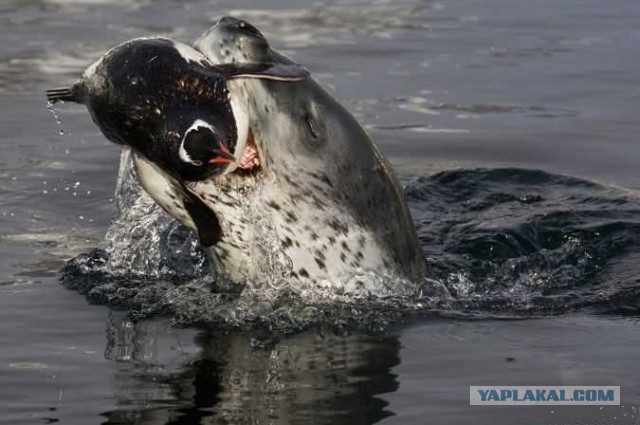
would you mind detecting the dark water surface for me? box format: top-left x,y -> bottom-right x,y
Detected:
1,0 -> 639,423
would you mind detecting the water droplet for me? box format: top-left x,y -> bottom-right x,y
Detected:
46,101 -> 67,136
46,102 -> 59,124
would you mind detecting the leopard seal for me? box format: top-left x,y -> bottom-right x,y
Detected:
50,17 -> 427,295
189,17 -> 427,291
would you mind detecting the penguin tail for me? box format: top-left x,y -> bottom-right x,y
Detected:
46,82 -> 83,104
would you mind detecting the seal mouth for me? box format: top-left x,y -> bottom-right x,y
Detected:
223,92 -> 263,178
232,130 -> 262,176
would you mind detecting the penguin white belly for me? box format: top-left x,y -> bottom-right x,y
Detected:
132,153 -> 197,231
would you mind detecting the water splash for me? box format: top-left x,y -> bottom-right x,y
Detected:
61,164 -> 640,332
59,150 -> 435,332
102,149 -> 211,278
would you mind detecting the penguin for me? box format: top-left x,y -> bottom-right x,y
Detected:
46,36 -> 308,182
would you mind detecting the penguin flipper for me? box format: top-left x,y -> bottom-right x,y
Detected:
219,62 -> 310,82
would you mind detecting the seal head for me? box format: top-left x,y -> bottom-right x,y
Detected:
190,17 -> 428,287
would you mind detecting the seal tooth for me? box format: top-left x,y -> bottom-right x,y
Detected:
223,93 -> 250,175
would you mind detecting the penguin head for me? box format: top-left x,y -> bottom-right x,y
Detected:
175,119 -> 236,181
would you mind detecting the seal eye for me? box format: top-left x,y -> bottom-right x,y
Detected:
305,112 -> 319,140
300,106 -> 326,152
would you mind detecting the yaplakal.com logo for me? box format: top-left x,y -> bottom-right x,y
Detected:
469,386 -> 620,405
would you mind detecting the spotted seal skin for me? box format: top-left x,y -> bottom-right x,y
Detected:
187,17 -> 427,289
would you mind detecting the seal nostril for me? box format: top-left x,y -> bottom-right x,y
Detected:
215,17 -> 264,39
236,20 -> 265,39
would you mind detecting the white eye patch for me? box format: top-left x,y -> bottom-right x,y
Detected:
179,119 -> 217,165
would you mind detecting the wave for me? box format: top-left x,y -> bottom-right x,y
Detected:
61,167 -> 640,331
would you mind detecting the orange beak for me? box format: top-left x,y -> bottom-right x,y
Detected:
208,141 -> 236,164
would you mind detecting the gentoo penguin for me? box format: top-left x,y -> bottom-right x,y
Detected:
47,37 -> 308,182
